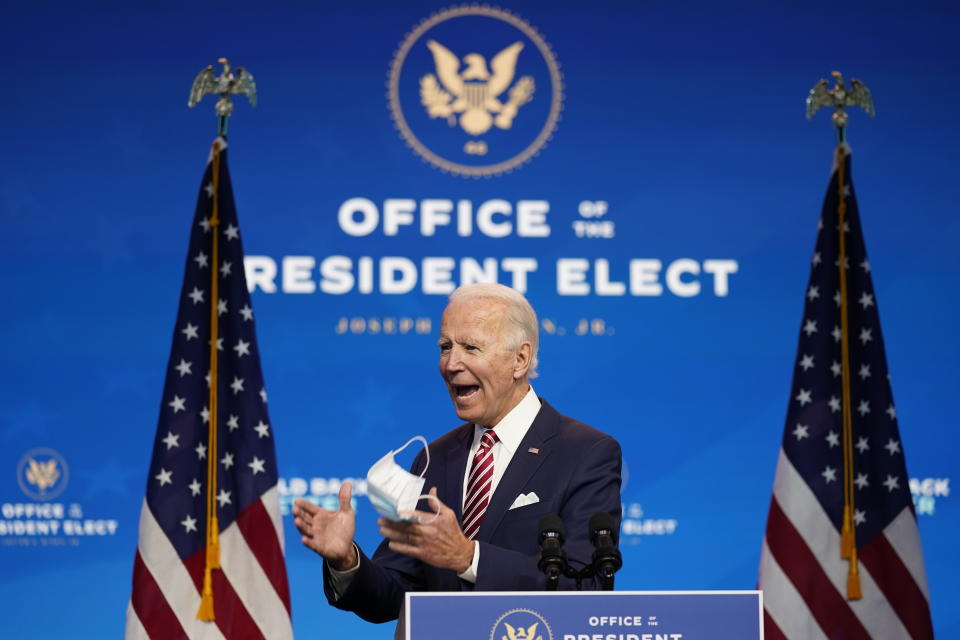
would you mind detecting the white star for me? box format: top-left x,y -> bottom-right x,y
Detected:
817,218 -> 824,230
214,337 -> 223,351
205,370 -> 211,387
855,436 -> 869,453
812,252 -> 822,266
834,291 -> 842,307
220,261 -> 232,277
169,395 -> 186,413
175,359 -> 192,377
829,396 -> 841,413
793,423 -> 810,440
799,354 -> 815,371
859,327 -> 873,344
248,457 -> 266,475
825,431 -> 840,448
189,478 -> 202,496
822,466 -> 837,483
835,256 -> 850,270
194,251 -> 209,268
240,304 -> 254,321
226,414 -> 239,431
259,387 -> 268,403
230,377 -> 245,394
181,514 -> 198,533
188,287 -> 205,304
883,475 -> 900,492
886,404 -> 897,420
254,420 -> 271,439
860,259 -> 871,273
217,489 -> 232,507
884,438 -> 901,455
155,468 -> 173,486
832,326 -> 842,342
217,298 -> 228,316
199,216 -> 212,232
831,361 -> 842,377
195,442 -> 207,459
837,220 -> 850,233
795,388 -> 812,406
162,431 -> 180,450
223,223 -> 239,240
857,400 -> 870,416
843,185 -> 852,199
803,319 -> 818,336
233,339 -> 250,358
182,323 -> 199,340
858,363 -> 871,380
807,286 -> 820,301
859,292 -> 875,309
204,182 -> 214,198
221,452 -> 234,470
855,473 -> 869,490
854,509 -> 866,526
200,406 -> 210,424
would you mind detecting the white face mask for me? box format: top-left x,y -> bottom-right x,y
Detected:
366,435 -> 440,522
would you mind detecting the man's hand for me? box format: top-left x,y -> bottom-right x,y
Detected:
293,481 -> 358,571
378,487 -> 475,573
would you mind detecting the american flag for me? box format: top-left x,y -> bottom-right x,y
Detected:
126,138 -> 293,640
759,145 -> 933,639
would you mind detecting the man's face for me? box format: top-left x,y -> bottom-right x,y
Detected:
438,298 -> 526,428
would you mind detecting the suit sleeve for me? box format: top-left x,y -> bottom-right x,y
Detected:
320,449 -> 432,623
473,434 -> 622,591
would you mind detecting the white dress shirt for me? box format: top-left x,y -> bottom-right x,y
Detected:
328,386 -> 541,590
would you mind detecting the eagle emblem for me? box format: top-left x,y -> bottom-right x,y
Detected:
420,40 -> 535,136
25,458 -> 60,495
806,71 -> 874,133
503,622 -> 541,640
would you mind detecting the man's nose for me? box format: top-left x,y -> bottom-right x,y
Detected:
443,347 -> 465,372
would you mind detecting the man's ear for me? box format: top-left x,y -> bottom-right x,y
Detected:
513,342 -> 532,379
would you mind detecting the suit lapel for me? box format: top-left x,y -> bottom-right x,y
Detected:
445,424 -> 472,521
476,400 -> 558,540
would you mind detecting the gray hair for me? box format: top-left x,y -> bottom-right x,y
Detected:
448,283 -> 539,378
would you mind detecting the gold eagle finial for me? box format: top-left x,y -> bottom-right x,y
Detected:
806,71 -> 874,141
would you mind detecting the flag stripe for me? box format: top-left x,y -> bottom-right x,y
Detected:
261,486 -> 286,554
134,501 -> 227,640
759,539 -> 828,640
883,507 -> 930,601
130,551 -> 187,640
125,601 -> 152,640
236,494 -> 292,613
225,513 -> 293,639
859,530 -> 934,640
763,609 -> 791,640
766,498 -> 872,640
772,450 -> 911,638
183,550 -> 266,640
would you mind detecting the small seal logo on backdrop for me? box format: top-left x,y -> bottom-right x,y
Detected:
389,5 -> 563,178
490,608 -> 553,640
17,447 -> 70,501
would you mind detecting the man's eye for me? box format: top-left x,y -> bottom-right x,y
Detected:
439,343 -> 451,351
465,344 -> 478,351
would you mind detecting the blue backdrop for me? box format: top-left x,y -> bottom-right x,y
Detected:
1,1 -> 957,638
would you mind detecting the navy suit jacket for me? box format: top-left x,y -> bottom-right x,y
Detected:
323,399 -> 622,623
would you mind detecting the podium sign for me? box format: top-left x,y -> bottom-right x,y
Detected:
405,591 -> 762,640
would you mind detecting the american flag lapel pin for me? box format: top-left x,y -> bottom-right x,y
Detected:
527,447 -> 539,454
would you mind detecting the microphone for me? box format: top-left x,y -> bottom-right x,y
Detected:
589,512 -> 622,590
537,514 -> 567,590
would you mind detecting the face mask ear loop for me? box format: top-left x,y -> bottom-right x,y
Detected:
415,493 -> 442,524
394,435 -> 430,479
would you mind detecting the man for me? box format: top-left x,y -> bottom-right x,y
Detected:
293,283 -> 622,625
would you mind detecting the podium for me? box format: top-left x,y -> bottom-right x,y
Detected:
404,591 -> 762,640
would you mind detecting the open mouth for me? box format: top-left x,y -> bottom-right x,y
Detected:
454,385 -> 480,399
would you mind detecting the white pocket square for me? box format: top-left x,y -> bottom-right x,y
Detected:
509,492 -> 540,510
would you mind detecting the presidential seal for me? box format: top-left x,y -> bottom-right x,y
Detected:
490,608 -> 553,640
388,5 -> 563,177
17,447 -> 69,501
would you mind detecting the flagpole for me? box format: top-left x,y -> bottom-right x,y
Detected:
806,71 -> 875,600
187,58 -> 257,622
